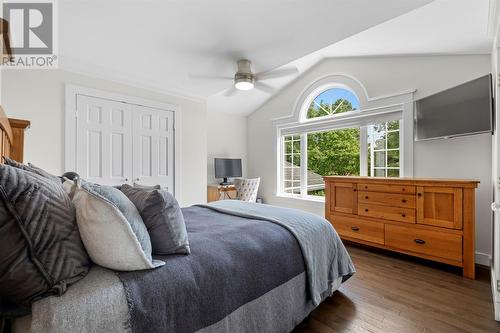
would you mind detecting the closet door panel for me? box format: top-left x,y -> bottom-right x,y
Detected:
132,105 -> 174,193
76,95 -> 132,185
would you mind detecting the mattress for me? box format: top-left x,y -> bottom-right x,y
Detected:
13,267 -> 342,333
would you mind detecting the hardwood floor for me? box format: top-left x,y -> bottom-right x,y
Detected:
294,244 -> 500,333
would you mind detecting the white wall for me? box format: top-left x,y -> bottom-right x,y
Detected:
2,69 -> 207,207
206,111 -> 247,185
247,54 -> 493,264
414,134 -> 492,263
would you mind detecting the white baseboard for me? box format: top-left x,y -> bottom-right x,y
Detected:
491,264 -> 500,321
476,251 -> 492,266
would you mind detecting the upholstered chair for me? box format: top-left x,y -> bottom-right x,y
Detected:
234,178 -> 260,203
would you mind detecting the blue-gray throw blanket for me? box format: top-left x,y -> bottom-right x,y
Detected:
117,202 -> 355,333
199,200 -> 355,306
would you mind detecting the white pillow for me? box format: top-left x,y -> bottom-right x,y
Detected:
67,180 -> 164,271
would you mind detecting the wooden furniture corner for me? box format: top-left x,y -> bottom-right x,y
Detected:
8,118 -> 30,162
0,106 -> 30,163
207,184 -> 236,202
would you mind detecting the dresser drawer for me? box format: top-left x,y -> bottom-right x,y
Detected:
385,224 -> 462,262
330,215 -> 384,245
358,191 -> 416,209
359,203 -> 416,223
358,183 -> 416,194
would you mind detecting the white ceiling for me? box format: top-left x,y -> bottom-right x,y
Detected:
58,0 -> 492,116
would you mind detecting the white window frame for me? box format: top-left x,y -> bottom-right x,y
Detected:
368,120 -> 402,177
272,74 -> 415,201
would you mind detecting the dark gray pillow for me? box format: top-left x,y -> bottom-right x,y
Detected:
3,157 -> 61,184
0,164 -> 90,311
120,184 -> 190,255
132,183 -> 161,190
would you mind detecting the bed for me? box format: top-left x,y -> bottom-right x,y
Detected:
0,107 -> 355,333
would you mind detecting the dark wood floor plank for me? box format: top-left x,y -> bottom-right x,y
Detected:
293,245 -> 500,333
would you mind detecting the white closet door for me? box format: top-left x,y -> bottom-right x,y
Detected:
76,95 -> 133,185
132,105 -> 175,192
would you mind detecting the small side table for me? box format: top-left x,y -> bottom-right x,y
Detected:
207,184 -> 236,202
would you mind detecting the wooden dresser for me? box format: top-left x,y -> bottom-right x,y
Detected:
324,176 -> 479,279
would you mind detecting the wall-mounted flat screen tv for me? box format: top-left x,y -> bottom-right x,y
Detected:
415,74 -> 493,141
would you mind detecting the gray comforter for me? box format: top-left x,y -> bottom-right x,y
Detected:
118,205 -> 306,333
199,201 -> 356,306
118,202 -> 355,333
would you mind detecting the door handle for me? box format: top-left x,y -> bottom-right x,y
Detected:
414,239 -> 426,245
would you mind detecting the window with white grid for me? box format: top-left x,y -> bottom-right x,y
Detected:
282,135 -> 301,195
367,120 -> 401,177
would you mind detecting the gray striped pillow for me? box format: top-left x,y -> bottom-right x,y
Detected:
3,157 -> 61,184
0,164 -> 90,309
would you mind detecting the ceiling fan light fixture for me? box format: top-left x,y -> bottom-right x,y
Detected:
235,79 -> 254,90
234,59 -> 255,91
234,72 -> 254,90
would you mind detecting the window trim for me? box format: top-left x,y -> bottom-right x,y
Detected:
273,74 -> 415,200
305,87 -> 360,120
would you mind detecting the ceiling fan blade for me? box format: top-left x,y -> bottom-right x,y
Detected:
223,86 -> 238,97
254,81 -> 275,94
188,74 -> 233,81
256,67 -> 298,80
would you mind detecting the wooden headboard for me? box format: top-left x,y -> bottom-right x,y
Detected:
0,105 -> 30,162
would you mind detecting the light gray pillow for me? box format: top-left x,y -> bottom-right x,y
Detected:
120,184 -> 190,255
68,180 -> 164,271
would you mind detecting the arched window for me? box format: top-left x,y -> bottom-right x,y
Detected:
306,88 -> 360,119
275,74 -> 414,200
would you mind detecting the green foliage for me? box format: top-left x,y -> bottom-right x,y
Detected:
308,189 -> 325,196
306,99 -> 360,177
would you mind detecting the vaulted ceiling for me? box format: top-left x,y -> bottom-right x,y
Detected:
59,0 -> 492,115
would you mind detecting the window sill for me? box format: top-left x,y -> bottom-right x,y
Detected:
274,194 -> 325,204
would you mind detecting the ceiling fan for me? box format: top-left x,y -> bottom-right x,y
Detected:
189,59 -> 298,97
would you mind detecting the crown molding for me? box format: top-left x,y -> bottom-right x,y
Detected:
58,56 -> 206,104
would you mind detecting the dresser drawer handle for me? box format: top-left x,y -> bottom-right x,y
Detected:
365,196 -> 369,199
351,226 -> 359,232
402,199 -> 406,203
402,188 -> 406,192
364,186 -> 368,189
401,214 -> 406,217
364,208 -> 369,212
417,193 -> 422,197
353,188 -> 357,192
414,239 -> 426,245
